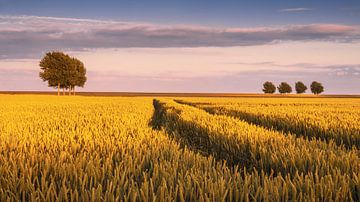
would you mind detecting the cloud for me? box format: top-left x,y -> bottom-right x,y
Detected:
278,8 -> 313,12
0,15 -> 360,59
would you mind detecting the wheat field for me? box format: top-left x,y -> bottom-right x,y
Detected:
0,95 -> 359,201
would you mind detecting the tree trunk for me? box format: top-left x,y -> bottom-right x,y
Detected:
63,88 -> 65,96
57,83 -> 60,96
69,87 -> 71,96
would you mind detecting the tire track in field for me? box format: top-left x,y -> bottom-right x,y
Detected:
149,99 -> 360,201
149,99 -> 254,169
174,99 -> 359,149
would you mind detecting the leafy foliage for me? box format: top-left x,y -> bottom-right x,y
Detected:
39,51 -> 87,93
39,51 -> 69,88
277,82 -> 292,94
262,81 -> 276,94
295,81 -> 307,94
311,81 -> 324,94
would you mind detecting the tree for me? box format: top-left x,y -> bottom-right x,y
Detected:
310,81 -> 324,95
262,81 -> 276,94
295,81 -> 307,94
39,51 -> 87,96
68,58 -> 87,95
277,82 -> 292,94
39,51 -> 70,96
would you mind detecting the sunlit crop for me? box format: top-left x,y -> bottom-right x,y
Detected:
176,97 -> 360,148
0,95 -> 359,201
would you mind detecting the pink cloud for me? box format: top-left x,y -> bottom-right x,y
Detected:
0,15 -> 360,59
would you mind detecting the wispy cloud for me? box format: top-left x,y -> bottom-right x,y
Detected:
278,8 -> 313,12
0,15 -> 360,59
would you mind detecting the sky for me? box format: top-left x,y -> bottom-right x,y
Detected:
0,0 -> 360,93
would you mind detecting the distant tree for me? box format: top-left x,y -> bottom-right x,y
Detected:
39,51 -> 87,96
278,82 -> 292,94
310,81 -> 324,95
262,81 -> 276,94
295,81 -> 307,94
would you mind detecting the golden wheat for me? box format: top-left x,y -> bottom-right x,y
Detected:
0,95 -> 359,201
176,97 -> 360,148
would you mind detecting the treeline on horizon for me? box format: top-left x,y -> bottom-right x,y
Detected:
263,81 -> 324,94
38,51 -> 326,96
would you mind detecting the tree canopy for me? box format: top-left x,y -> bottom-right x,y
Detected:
295,81 -> 307,94
262,81 -> 276,94
39,51 -> 87,95
310,81 -> 324,95
278,82 -> 292,94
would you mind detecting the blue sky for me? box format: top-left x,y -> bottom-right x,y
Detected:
2,0 -> 360,25
0,0 -> 360,93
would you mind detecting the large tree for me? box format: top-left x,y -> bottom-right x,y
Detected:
310,81 -> 324,95
277,82 -> 292,94
39,51 -> 87,95
262,81 -> 276,94
295,81 -> 307,94
39,52 -> 69,96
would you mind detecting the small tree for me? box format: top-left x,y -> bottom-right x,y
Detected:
278,82 -> 292,94
262,81 -> 276,94
310,81 -> 324,95
295,81 -> 307,94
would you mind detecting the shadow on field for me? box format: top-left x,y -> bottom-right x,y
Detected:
149,99 -> 165,130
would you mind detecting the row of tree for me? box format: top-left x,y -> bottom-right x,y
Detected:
39,52 -> 87,96
263,81 -> 324,94
39,51 -> 325,96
